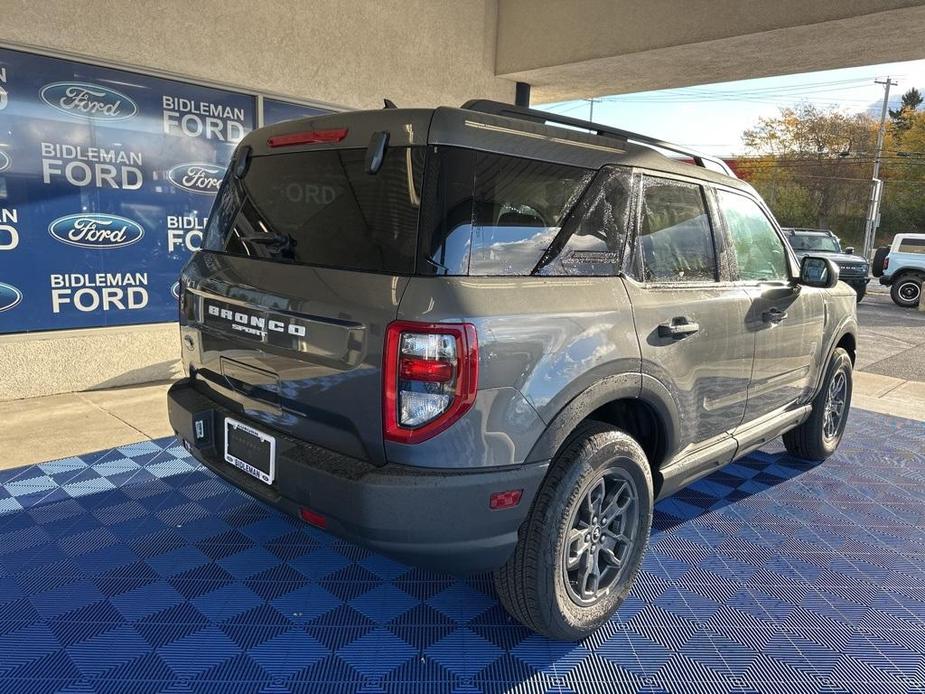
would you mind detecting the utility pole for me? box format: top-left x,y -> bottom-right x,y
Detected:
862,77 -> 898,258
587,97 -> 599,123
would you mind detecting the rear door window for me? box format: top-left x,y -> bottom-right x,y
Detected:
420,148 -> 594,275
636,177 -> 717,282
203,147 -> 424,274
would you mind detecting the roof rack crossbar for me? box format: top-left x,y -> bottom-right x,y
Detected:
461,99 -> 736,178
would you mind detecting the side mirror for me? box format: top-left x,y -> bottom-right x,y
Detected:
799,255 -> 839,289
844,246 -> 855,255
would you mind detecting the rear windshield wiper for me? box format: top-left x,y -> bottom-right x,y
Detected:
237,231 -> 292,247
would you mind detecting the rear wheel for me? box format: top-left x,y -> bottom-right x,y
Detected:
890,274 -> 922,308
782,347 -> 852,461
854,284 -> 866,303
493,421 -> 653,640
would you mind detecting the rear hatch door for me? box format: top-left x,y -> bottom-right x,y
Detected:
181,114 -> 428,463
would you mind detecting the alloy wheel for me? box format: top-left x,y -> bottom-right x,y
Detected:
823,369 -> 848,441
562,468 -> 639,606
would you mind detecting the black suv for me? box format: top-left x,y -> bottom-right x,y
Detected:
783,228 -> 869,301
168,101 -> 858,640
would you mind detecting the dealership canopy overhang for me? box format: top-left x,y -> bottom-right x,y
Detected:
496,0 -> 925,103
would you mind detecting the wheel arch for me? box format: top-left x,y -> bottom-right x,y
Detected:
525,373 -> 680,481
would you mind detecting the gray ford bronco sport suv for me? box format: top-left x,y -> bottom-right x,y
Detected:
168,100 -> 858,640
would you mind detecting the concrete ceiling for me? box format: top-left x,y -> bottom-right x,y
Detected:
495,0 -> 925,103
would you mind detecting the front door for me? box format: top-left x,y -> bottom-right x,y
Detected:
714,189 -> 824,422
624,174 -> 754,457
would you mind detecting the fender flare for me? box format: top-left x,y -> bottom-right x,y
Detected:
524,372 -> 681,467
812,319 -> 858,397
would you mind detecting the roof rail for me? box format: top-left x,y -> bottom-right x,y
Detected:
461,99 -> 737,179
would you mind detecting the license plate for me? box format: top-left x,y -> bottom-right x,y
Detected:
224,418 -> 276,485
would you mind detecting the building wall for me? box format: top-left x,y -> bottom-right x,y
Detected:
1,0 -> 513,110
0,0 -> 513,402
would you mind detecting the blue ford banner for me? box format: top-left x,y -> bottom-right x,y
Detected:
0,47 -> 257,333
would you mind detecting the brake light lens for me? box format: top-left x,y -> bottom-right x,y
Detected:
884,256 -> 889,269
267,128 -> 348,148
384,321 -> 478,444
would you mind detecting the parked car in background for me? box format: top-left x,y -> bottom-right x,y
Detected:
782,228 -> 869,302
873,232 -> 925,308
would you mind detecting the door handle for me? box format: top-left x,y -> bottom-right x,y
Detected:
762,307 -> 788,324
658,317 -> 700,339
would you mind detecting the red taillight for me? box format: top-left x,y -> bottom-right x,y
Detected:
399,356 -> 454,383
489,490 -> 523,510
884,256 -> 889,269
267,128 -> 348,148
383,321 -> 478,444
299,507 -> 327,528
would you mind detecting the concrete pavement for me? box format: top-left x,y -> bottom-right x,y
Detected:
1,368 -> 922,472
0,381 -> 173,471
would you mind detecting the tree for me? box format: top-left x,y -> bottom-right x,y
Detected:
741,103 -> 876,232
889,87 -> 923,134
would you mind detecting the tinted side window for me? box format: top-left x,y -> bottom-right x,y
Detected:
538,168 -> 633,276
420,148 -> 594,276
637,177 -> 716,282
717,190 -> 789,281
898,238 -> 925,253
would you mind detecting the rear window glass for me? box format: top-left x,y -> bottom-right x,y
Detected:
203,147 -> 424,273
420,148 -> 594,275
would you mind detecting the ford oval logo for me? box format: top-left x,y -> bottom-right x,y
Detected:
48,213 -> 145,249
171,281 -> 181,300
0,150 -> 10,173
167,163 -> 225,194
0,282 -> 22,313
40,82 -> 138,121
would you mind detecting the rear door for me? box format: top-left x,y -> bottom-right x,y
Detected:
180,140 -> 426,464
623,173 -> 753,457
714,188 -> 824,421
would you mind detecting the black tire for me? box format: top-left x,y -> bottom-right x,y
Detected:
782,347 -> 852,461
854,285 -> 866,303
871,246 -> 889,277
493,421 -> 653,641
890,273 -> 923,308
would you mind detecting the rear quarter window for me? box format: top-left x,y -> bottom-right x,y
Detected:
420,148 -> 594,275
897,237 -> 925,254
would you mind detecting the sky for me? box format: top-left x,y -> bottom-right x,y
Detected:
537,59 -> 925,157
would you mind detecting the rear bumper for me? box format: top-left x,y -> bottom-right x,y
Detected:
879,275 -> 893,286
167,379 -> 547,574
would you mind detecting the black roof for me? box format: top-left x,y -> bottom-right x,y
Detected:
241,100 -> 751,192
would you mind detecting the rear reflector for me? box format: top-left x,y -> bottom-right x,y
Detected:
299,507 -> 327,528
489,490 -> 523,510
267,128 -> 348,148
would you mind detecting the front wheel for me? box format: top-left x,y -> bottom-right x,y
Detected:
782,347 -> 852,461
890,274 -> 922,308
493,422 -> 653,640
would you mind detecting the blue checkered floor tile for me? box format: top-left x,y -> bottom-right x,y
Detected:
0,409 -> 923,693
